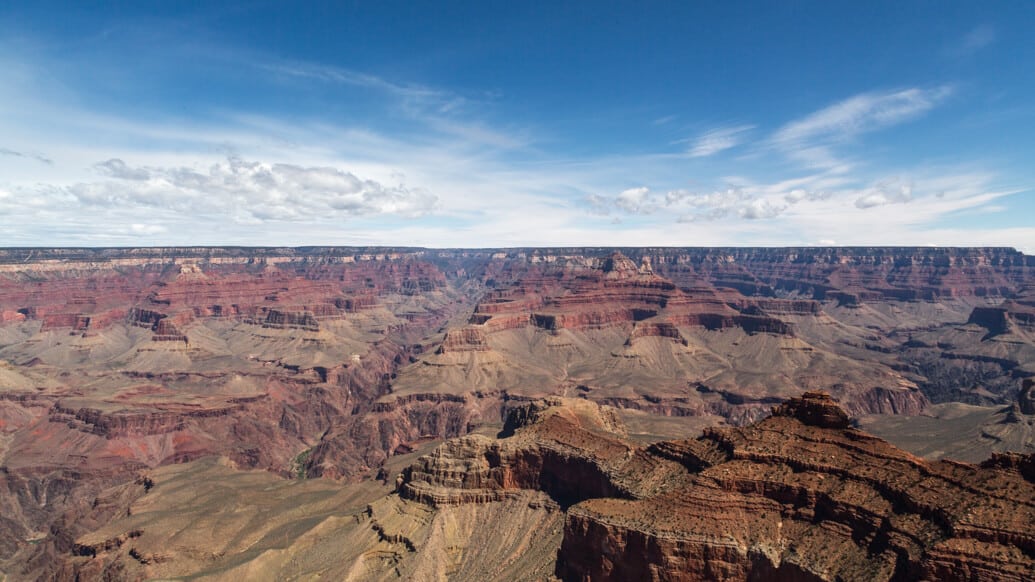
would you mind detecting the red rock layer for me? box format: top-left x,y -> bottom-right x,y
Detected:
437,327 -> 491,353
396,394 -> 1035,581
469,252 -> 795,339
558,393 -> 1035,581
642,246 -> 1033,302
0,253 -> 448,336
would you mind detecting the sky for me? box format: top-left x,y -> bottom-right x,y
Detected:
1,1 -> 1033,250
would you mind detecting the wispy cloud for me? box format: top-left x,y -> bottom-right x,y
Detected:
0,147 -> 52,165
773,87 -> 953,144
771,87 -> 953,168
685,124 -> 754,157
951,25 -> 996,56
259,59 -> 525,150
261,61 -> 448,104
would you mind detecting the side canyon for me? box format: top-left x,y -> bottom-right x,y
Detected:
0,246 -> 1032,580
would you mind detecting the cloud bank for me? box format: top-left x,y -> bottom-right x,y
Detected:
10,157 -> 438,227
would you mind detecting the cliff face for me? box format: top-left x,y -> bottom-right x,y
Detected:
398,398 -> 638,507
0,251 -> 464,578
560,392 -> 1035,581
390,249 -> 939,426
469,251 -> 796,338
393,395 -> 1035,582
1,246 -> 1034,579
643,246 -> 1034,301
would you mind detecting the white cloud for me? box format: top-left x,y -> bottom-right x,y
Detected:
854,179 -> 913,208
261,61 -> 449,105
686,124 -> 754,157
614,187 -> 656,214
96,158 -> 150,180
39,156 -> 440,223
129,223 -> 168,236
592,184 -> 796,222
0,44 -> 1028,252
774,87 -> 953,145
583,194 -> 612,215
771,87 -> 953,169
739,198 -> 786,220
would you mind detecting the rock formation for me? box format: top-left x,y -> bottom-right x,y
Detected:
393,394 -> 1035,582
1,246 -> 1034,580
1021,378 -> 1035,415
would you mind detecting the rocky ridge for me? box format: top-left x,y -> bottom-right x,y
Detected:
394,394 -> 1035,581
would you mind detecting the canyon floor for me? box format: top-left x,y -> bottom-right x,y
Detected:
0,246 -> 1033,580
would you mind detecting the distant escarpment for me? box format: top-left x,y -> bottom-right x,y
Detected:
642,246 -> 1034,301
470,251 -> 797,338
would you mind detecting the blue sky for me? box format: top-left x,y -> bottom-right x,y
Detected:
1,1 -> 1033,249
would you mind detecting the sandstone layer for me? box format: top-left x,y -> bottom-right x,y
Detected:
398,394 -> 1035,581
1,246 -> 1034,580
60,394 -> 1035,581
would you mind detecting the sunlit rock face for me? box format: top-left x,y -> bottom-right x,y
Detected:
392,395 -> 1035,582
0,246 -> 1033,579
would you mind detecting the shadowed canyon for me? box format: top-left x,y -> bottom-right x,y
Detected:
0,246 -> 1033,580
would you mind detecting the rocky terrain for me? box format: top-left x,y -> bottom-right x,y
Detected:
57,393 -> 1035,580
0,246 -> 1033,580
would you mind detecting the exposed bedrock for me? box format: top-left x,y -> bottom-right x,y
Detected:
0,466 -> 153,579
392,394 -> 1035,582
397,397 -> 646,508
556,393 -> 1035,581
262,308 -> 319,330
1019,378 -> 1035,416
471,252 -> 801,339
1,246 -> 1033,579
437,327 -> 491,353
627,321 -> 688,346
644,246 -> 1034,302
968,306 -> 1013,337
843,385 -> 929,416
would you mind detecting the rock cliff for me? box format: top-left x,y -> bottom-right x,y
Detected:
393,395 -> 1035,582
1,246 -> 1034,580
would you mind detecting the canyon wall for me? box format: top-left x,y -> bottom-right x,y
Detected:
1,246 -> 1033,580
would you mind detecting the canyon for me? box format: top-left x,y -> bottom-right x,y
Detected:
0,246 -> 1033,580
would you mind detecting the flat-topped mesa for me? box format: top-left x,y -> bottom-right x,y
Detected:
626,321 -> 688,346
770,390 -> 851,429
436,327 -> 491,353
464,251 -> 812,340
